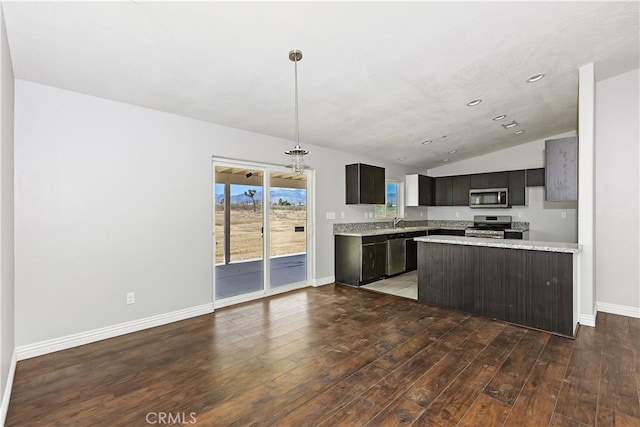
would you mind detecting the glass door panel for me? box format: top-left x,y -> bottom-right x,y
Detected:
214,166 -> 264,300
269,171 -> 307,289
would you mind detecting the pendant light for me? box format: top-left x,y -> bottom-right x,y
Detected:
285,49 -> 309,174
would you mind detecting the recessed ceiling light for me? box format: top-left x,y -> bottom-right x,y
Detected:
398,156 -> 407,161
492,114 -> 506,121
527,73 -> 545,83
514,130 -> 525,135
421,140 -> 432,145
466,99 -> 482,107
501,121 -> 518,129
442,158 -> 449,162
448,150 -> 457,154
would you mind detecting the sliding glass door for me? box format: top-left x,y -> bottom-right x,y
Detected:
213,161 -> 309,306
269,170 -> 307,289
214,166 -> 265,301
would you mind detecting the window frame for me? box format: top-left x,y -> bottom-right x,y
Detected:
375,179 -> 404,219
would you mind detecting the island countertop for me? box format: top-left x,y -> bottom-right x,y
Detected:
414,235 -> 582,254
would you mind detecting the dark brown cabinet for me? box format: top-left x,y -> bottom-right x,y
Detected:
470,171 -> 509,189
452,175 -> 470,206
508,170 -> 526,206
504,230 -> 525,239
361,240 -> 387,283
405,174 -> 434,206
418,175 -> 435,206
335,235 -> 387,286
545,137 -> 578,201
345,163 -> 385,205
526,168 -> 545,187
435,176 -> 453,206
418,242 -> 574,336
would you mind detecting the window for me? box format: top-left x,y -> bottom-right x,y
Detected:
375,180 -> 404,219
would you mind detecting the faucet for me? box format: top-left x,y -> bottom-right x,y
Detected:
393,217 -> 403,228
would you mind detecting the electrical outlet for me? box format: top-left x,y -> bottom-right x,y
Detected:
561,211 -> 567,219
341,212 -> 345,219
455,211 -> 460,218
518,212 -> 523,218
420,212 -> 424,217
126,292 -> 135,305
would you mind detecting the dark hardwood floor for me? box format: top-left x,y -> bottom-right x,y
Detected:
6,284 -> 640,426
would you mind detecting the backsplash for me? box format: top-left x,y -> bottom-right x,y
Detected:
333,219 -> 529,233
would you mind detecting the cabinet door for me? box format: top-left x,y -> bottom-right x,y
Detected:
546,137 -> 578,201
373,242 -> 388,279
405,239 -> 417,271
435,176 -> 453,206
419,175 -> 435,206
360,164 -> 386,204
508,170 -> 526,206
361,244 -> 380,282
470,173 -> 490,189
488,172 -> 509,188
452,175 -> 470,206
526,168 -> 545,187
346,163 -> 385,204
370,165 -> 386,204
528,251 -> 573,336
470,171 -> 510,189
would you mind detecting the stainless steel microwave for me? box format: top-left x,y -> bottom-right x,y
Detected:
469,188 -> 509,208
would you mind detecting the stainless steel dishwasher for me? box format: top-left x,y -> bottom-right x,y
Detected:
387,234 -> 406,276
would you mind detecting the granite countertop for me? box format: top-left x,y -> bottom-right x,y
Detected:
414,235 -> 582,254
334,226 -> 444,237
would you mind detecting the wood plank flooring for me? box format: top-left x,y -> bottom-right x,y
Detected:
6,284 -> 640,426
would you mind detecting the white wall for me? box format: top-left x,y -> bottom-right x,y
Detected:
14,80 -> 412,348
425,131 -> 578,243
0,5 -> 15,424
595,68 -> 640,316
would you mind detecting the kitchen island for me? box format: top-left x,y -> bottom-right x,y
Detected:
415,235 -> 581,337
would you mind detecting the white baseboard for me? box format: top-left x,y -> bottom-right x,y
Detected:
579,313 -> 597,327
0,349 -> 17,426
16,303 -> 214,361
597,301 -> 640,319
312,276 -> 334,287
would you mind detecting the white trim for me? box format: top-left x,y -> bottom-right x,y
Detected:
579,313 -> 597,327
16,304 -> 214,361
312,276 -> 334,287
0,349 -> 17,426
597,302 -> 640,319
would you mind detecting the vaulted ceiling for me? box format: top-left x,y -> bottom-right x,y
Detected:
3,1 -> 638,169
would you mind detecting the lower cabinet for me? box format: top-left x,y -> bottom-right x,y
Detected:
418,242 -> 574,336
335,235 -> 387,286
335,230 -> 428,286
361,239 -> 387,283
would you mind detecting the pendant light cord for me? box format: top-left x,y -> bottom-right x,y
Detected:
294,56 -> 299,149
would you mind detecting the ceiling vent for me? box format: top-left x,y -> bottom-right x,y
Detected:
501,121 -> 518,129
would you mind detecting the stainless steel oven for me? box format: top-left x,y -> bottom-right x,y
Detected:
464,215 -> 512,239
469,188 -> 509,208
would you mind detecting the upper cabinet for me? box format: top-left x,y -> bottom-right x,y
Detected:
508,170 -> 526,206
346,163 -> 385,204
405,174 -> 434,206
545,137 -> 578,201
435,176 -> 453,206
404,167 -> 536,208
470,171 -> 509,189
526,168 -> 545,187
452,175 -> 471,206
